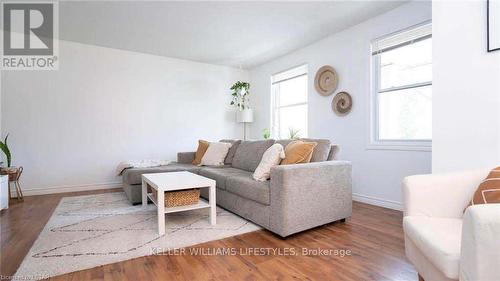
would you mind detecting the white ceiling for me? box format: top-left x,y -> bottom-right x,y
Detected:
59,1 -> 407,69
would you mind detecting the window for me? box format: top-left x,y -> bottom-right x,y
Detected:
271,65 -> 308,139
370,23 -> 432,150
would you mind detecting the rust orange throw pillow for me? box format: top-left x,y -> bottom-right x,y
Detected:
280,140 -> 317,165
192,140 -> 209,165
470,166 -> 500,206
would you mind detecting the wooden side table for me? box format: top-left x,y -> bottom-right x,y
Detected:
0,166 -> 24,202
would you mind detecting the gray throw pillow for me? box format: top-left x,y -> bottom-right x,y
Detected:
220,139 -> 242,165
275,139 -> 293,148
231,139 -> 275,172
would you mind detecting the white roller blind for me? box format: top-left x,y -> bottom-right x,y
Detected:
372,22 -> 431,55
271,64 -> 308,84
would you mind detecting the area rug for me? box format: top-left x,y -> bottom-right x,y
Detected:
15,192 -> 260,279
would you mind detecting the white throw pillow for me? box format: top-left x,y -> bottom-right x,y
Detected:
200,142 -> 232,166
253,143 -> 285,182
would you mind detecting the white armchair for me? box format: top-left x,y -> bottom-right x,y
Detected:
402,170 -> 500,281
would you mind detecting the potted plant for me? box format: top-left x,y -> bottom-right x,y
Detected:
262,128 -> 271,140
230,81 -> 254,140
0,134 -> 19,181
230,81 -> 251,111
288,127 -> 301,140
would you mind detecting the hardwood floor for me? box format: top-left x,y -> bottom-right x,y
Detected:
0,188 -> 122,278
1,189 -> 417,281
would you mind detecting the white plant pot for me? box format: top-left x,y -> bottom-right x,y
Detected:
0,175 -> 8,209
236,109 -> 253,123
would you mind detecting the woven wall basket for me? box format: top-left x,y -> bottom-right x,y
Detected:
314,65 -> 338,96
332,91 -> 353,116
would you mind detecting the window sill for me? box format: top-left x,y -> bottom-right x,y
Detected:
366,142 -> 432,152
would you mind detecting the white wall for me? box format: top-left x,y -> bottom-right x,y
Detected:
433,1 -> 500,173
248,1 -> 432,210
1,40 -> 247,194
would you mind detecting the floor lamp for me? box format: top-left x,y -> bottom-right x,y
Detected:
236,109 -> 253,140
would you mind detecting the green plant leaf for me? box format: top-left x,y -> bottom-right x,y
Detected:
0,134 -> 12,167
288,128 -> 301,140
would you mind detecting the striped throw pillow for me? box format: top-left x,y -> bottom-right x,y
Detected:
470,166 -> 500,206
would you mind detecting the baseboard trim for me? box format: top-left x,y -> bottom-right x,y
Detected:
15,182 -> 122,197
17,183 -> 402,211
352,193 -> 403,211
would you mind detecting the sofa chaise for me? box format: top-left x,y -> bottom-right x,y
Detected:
122,139 -> 352,237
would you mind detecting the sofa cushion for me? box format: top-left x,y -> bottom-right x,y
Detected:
198,167 -> 248,190
403,216 -> 462,279
220,139 -> 241,165
276,139 -> 293,148
226,173 -> 270,205
327,145 -> 339,161
300,138 -> 331,162
123,163 -> 201,185
253,143 -> 285,181
231,139 -> 275,172
200,142 -> 232,166
280,140 -> 317,165
469,166 -> 500,207
192,140 -> 209,165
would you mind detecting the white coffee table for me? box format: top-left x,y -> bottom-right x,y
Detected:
141,171 -> 216,235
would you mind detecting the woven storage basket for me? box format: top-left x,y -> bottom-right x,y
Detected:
150,187 -> 200,208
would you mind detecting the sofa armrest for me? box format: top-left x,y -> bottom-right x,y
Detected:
403,170 -> 488,218
269,161 -> 352,237
177,152 -> 196,164
460,204 -> 500,281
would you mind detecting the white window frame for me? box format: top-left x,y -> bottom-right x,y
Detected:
271,64 -> 308,139
368,22 -> 432,152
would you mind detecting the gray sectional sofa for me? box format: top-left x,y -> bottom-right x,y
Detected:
122,139 -> 352,237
